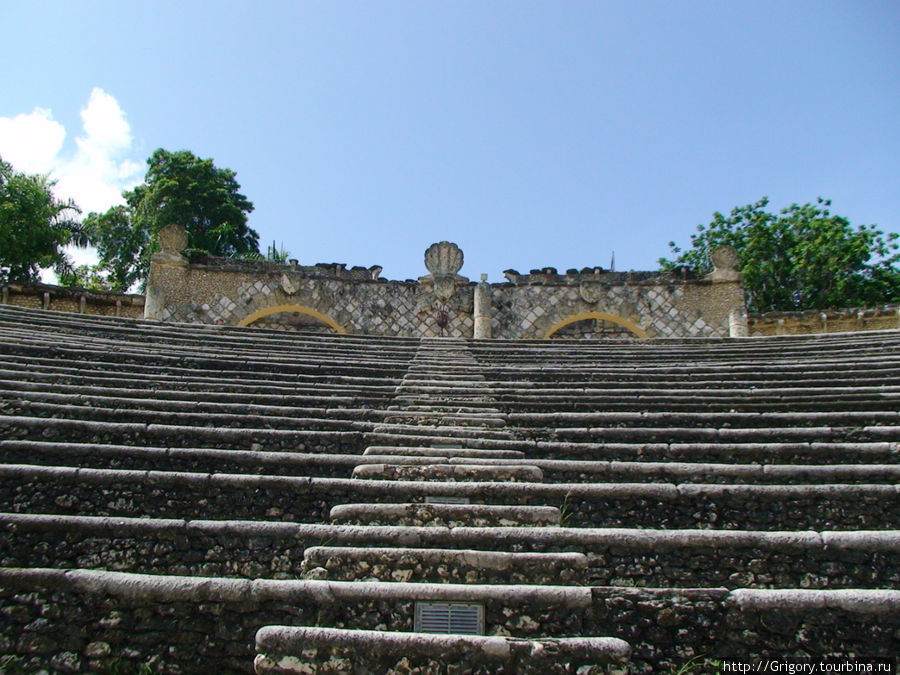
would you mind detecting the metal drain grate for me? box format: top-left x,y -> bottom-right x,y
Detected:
424,496 -> 470,505
414,602 -> 484,635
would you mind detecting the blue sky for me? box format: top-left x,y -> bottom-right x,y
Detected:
2,1 -> 898,282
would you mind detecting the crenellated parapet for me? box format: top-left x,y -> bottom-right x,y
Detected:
144,224 -> 747,338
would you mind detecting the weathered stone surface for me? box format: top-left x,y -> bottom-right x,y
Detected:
351,463 -> 544,482
255,626 -> 630,674
140,232 -> 744,338
300,546 -> 588,585
1,305 -> 899,674
329,503 -> 561,527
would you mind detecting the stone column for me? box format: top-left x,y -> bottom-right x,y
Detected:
705,246 -> 749,338
144,224 -> 189,321
473,274 -> 492,339
729,308 -> 748,338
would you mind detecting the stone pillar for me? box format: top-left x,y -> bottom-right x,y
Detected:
728,308 -> 748,337
473,274 -> 492,339
705,245 -> 749,338
144,224 -> 189,320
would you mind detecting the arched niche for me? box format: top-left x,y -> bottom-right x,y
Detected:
237,304 -> 347,334
543,311 -> 650,339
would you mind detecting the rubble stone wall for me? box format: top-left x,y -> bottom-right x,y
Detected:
142,228 -> 746,338
0,283 -> 144,319
0,570 -> 896,674
749,305 -> 900,336
2,516 -> 897,590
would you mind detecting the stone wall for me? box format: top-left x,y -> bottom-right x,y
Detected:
749,305 -> 900,336
0,569 -> 896,673
4,466 -> 897,531
6,258 -> 900,341
2,515 -> 897,590
0,283 -> 144,319
143,226 -> 747,338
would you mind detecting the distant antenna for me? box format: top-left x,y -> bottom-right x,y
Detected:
610,251 -> 616,272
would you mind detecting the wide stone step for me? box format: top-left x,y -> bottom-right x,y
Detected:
552,425 -> 900,443
382,413 -> 507,428
396,385 -> 497,395
4,400 -> 375,432
391,398 -> 503,410
0,440 -> 553,478
402,368 -> 486,377
1,388 -> 374,421
521,410 -> 900,428
370,423 -> 514,441
364,446 -> 525,460
387,405 -> 503,414
432,458 -> 900,485
502,398 -> 900,414
0,365 -> 398,400
7,465 -> 897,529
301,546 -> 588,584
351,463 -> 544,482
0,415 -> 368,453
329,503 -> 561,527
363,433 -> 900,464
398,378 -> 490,387
0,377 -> 359,408
255,627 -> 630,674
0,342 -> 413,381
5,562 -> 898,673
4,513 -> 898,589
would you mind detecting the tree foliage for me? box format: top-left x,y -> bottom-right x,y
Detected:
661,197 -> 900,313
80,205 -> 149,292
0,157 -> 84,283
131,148 -> 258,256
84,148 -> 259,291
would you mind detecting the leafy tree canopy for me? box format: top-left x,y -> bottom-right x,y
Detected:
661,197 -> 900,313
0,157 -> 84,283
79,205 -> 148,292
82,148 -> 259,291
129,148 -> 258,256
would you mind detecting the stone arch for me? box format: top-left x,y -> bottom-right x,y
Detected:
237,304 -> 348,334
543,311 -> 650,339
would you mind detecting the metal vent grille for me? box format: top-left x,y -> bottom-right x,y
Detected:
425,496 -> 470,505
414,602 -> 484,635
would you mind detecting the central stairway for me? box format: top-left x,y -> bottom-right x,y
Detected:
267,337 -> 629,672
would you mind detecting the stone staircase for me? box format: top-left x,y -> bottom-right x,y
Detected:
0,304 -> 898,672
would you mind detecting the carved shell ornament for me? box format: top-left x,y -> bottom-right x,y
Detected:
424,242 -> 464,277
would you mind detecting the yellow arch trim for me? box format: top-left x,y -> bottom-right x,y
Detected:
237,304 -> 347,334
543,311 -> 650,339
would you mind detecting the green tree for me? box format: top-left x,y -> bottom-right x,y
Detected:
84,148 -> 259,290
0,157 -> 84,283
130,148 -> 258,256
80,205 -> 149,292
661,197 -> 900,312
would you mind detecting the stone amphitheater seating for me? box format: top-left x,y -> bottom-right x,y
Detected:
0,303 -> 898,673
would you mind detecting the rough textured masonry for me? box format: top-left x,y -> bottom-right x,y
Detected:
0,304 -> 898,673
144,224 -> 747,338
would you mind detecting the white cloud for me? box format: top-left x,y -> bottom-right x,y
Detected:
0,89 -> 145,282
0,108 -> 66,174
0,87 -> 144,215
